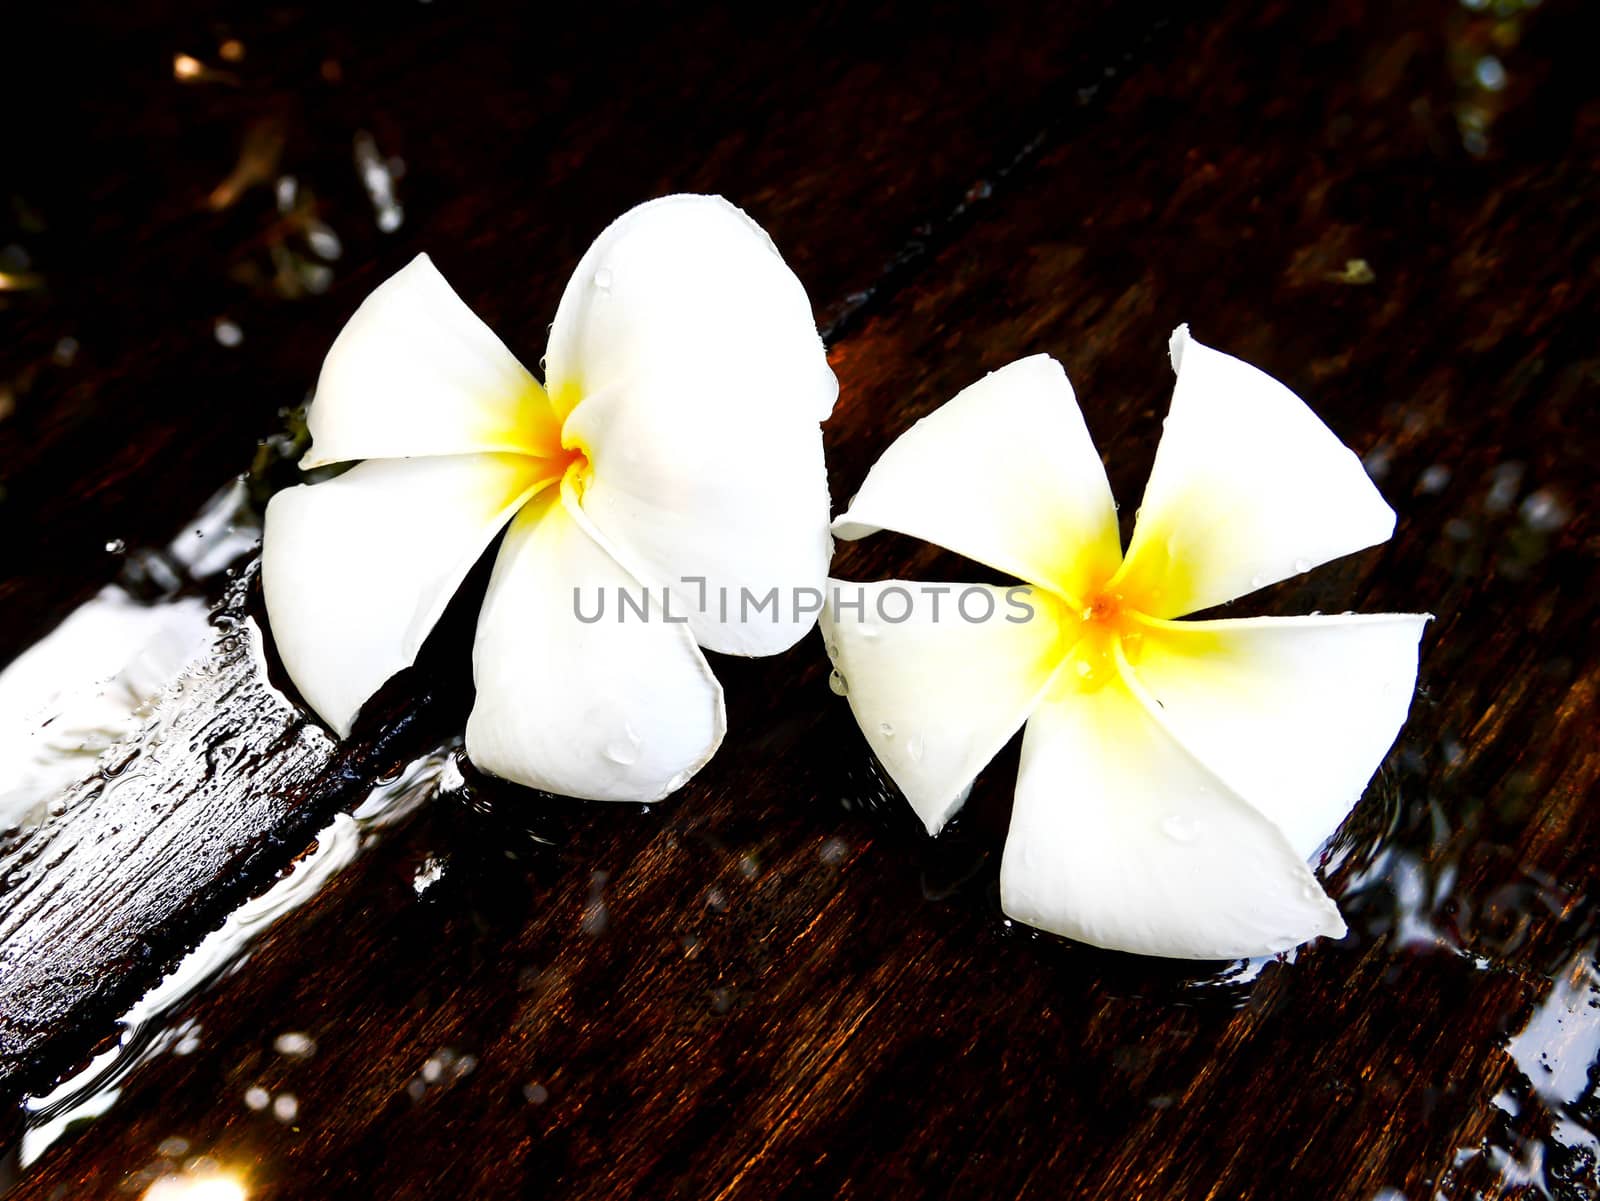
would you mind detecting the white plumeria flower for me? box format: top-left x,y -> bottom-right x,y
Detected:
823,327 -> 1429,960
263,195 -> 837,802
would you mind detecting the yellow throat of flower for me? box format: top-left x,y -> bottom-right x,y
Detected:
1060,587 -> 1146,692
524,377 -> 593,500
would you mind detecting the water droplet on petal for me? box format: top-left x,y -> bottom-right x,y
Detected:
1120,628 -> 1145,665
1292,558 -> 1311,574
1249,574 -> 1265,590
828,669 -> 848,696
604,723 -> 640,766
878,722 -> 894,739
1161,813 -> 1200,844
593,267 -> 613,291
907,734 -> 925,762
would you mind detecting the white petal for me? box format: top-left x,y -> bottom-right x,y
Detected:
832,355 -> 1122,602
302,254 -> 561,468
1000,668 -> 1346,960
1113,327 -> 1396,618
1127,612 -> 1429,857
546,196 -> 837,656
820,580 -> 1066,834
564,379 -> 833,656
466,482 -> 725,802
263,453 -> 553,736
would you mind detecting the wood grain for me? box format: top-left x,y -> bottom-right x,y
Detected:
0,570 -> 453,1098
5,0 -> 1600,1198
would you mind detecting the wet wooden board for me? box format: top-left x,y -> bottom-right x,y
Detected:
0,0 -> 1190,1104
5,0 -> 1600,1198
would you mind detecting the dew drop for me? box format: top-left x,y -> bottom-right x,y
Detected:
1417,464 -> 1451,494
105,538 -> 126,554
593,267 -> 613,291
878,721 -> 894,739
828,668 -> 848,696
1161,813 -> 1200,844
907,734 -> 925,762
1292,558 -> 1311,574
1248,574 -> 1265,590
273,1031 -> 317,1059
603,723 -> 640,766
1521,488 -> 1569,533
1120,628 -> 1145,665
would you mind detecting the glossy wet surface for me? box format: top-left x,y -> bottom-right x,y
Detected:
1,0 -> 1597,1197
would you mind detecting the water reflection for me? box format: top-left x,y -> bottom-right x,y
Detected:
1510,947 -> 1600,1109
142,1167 -> 248,1201
14,748 -> 457,1169
1450,0 -> 1542,157
0,480 -> 258,834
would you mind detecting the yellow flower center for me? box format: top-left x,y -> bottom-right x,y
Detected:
557,426 -> 593,501
1059,582 -> 1150,693
522,378 -> 592,500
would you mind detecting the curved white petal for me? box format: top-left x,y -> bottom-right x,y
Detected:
302,254 -> 561,468
564,379 -> 833,656
465,482 -> 726,802
832,355 -> 1122,602
1128,612 -> 1429,857
1000,666 -> 1346,960
263,453 -> 553,737
1113,327 -> 1395,618
546,196 -> 836,656
820,580 -> 1066,834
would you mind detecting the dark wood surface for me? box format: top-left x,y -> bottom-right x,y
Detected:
3,1 -> 1598,1198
